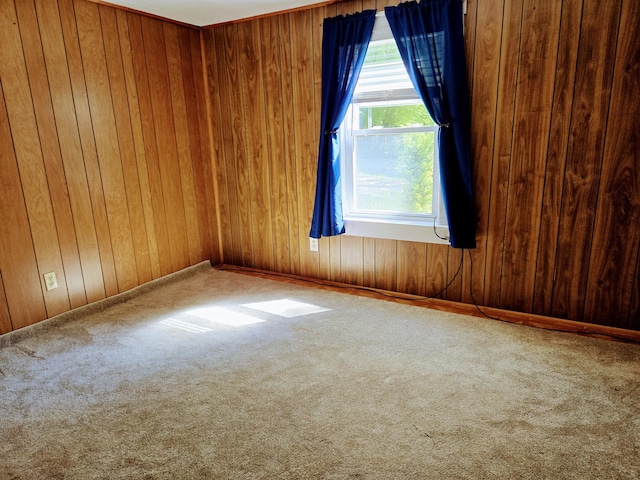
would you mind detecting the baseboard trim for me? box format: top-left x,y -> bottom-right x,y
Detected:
215,264 -> 640,345
0,261 -> 213,347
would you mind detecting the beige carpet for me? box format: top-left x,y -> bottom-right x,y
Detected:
0,262 -> 638,479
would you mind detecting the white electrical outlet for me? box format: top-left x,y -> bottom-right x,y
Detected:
309,237 -> 319,252
43,272 -> 58,291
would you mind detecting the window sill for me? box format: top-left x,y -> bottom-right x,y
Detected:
344,217 -> 450,245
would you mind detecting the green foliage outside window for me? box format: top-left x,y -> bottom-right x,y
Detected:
356,103 -> 436,214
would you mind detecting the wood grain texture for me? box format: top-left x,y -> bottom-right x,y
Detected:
426,244 -> 448,298
212,26 -> 243,265
290,9 -> 319,279
499,0 -> 562,313
185,29 -> 214,262
0,272 -> 12,335
481,0 -> 521,307
279,14 -> 302,276
164,22 -> 202,265
3,0 -> 638,334
204,0 -> 639,331
16,0 -> 86,310
467,0 -> 506,306
374,239 -> 397,292
1,0 -> 70,318
533,0 -> 583,316
239,20 -> 275,271
115,9 -> 161,280
583,0 -> 640,329
0,83 -> 48,329
193,29 -> 221,264
76,0 -> 139,292
59,0 -> 119,297
225,23 -> 254,267
0,0 -> 216,333
100,5 -> 152,285
126,12 -> 173,278
261,16 -> 292,273
36,0 -> 106,304
140,15 -> 190,272
202,29 -> 232,264
363,237 -> 375,288
551,0 -> 621,321
397,241 -> 426,296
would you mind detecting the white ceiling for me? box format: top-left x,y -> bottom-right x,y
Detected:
105,0 -> 330,27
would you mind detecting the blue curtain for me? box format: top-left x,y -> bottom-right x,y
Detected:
309,10 -> 376,239
385,0 -> 476,248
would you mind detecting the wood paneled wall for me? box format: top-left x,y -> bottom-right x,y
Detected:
0,0 -> 219,334
202,0 -> 640,330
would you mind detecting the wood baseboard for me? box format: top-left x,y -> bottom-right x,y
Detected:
214,264 -> 640,345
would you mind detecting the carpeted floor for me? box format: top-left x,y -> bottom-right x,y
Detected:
0,262 -> 639,479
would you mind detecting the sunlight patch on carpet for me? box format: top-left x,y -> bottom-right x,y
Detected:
160,318 -> 213,333
241,299 -> 330,318
187,307 -> 266,326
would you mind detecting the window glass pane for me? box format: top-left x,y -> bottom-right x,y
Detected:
354,132 -> 435,214
357,104 -> 434,129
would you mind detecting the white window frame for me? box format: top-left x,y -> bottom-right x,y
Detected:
340,12 -> 450,245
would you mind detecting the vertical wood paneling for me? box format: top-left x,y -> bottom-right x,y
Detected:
16,0 -> 86,309
0,0 -> 70,317
126,13 -> 173,278
239,20 -> 275,271
261,16 -> 291,273
426,244 -> 448,298
374,239 -> 397,292
481,0 -> 522,307
499,0 -> 562,313
140,16 -> 190,272
164,22 -> 203,265
397,242 -> 426,296
115,9 -> 161,280
445,248 -> 463,302
226,24 -> 254,267
211,27 -> 241,265
631,250 -> 640,329
583,0 -> 640,329
99,5 -> 152,285
465,0 -> 506,305
59,0 -> 119,297
363,237 -> 375,288
191,28 -> 220,264
184,29 -> 213,262
290,9 -> 320,279
551,0 -> 621,321
203,28 -> 233,263
533,0 -> 583,316
3,0 -> 636,334
0,272 -> 12,335
341,237 -> 364,286
279,14 -> 301,276
36,0 -> 106,304
0,0 -> 216,334
205,0 -> 639,331
76,0 -> 139,292
0,83 -> 47,329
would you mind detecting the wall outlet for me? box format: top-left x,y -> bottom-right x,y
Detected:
309,237 -> 319,252
43,272 -> 58,291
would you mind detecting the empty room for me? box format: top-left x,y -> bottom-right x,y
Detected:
1,0 -> 639,478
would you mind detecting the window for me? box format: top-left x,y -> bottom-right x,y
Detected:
340,14 -> 449,244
